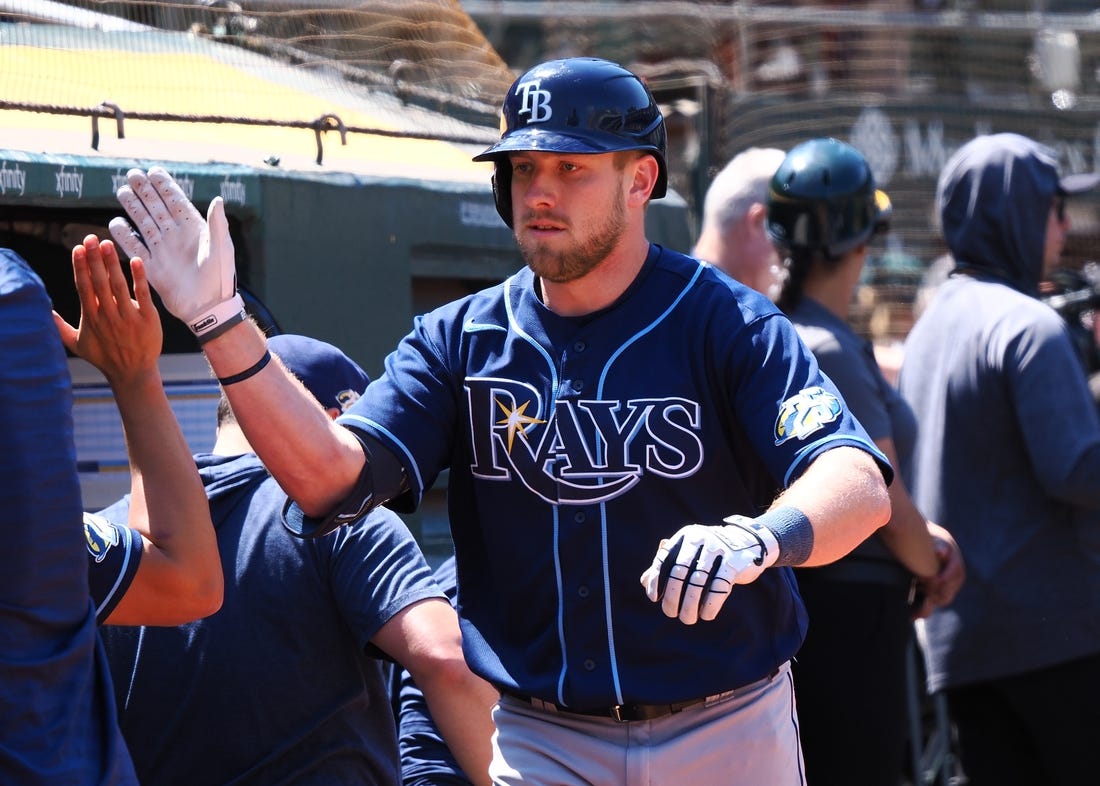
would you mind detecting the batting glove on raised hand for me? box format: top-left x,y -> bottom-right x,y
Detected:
640,515 -> 780,625
110,167 -> 245,344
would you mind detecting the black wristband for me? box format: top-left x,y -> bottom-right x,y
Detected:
217,349 -> 272,386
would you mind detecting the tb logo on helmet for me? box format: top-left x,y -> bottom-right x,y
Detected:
472,57 -> 669,227
515,80 -> 553,123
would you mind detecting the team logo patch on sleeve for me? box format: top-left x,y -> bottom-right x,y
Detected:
84,512 -> 120,563
336,388 -> 361,413
774,386 -> 842,445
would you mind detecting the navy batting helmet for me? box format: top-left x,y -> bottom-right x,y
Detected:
473,57 -> 668,227
765,138 -> 891,259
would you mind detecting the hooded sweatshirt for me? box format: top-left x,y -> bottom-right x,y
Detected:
899,134 -> 1100,691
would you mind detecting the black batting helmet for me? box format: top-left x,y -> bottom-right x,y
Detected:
765,138 -> 891,259
473,57 -> 668,227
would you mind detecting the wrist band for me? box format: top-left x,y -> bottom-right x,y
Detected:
196,309 -> 246,345
217,349 -> 271,386
192,293 -> 247,345
757,506 -> 814,567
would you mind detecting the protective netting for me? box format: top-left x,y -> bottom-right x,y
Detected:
6,0 -> 1100,342
0,0 -> 515,137
465,1 -> 1100,344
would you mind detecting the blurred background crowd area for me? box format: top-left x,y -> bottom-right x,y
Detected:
8,0 -> 1100,348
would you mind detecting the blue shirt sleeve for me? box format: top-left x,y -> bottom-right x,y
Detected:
734,311 -> 893,488
84,512 -> 143,625
326,508 -> 444,654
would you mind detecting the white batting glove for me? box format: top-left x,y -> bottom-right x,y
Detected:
640,515 -> 780,625
110,167 -> 245,343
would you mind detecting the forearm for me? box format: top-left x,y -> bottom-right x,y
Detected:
773,446 -> 891,566
116,369 -> 209,546
870,436 -> 938,577
109,168 -> 363,516
202,320 -> 365,516
111,366 -> 222,622
379,600 -> 495,785
877,492 -> 939,578
640,446 -> 888,626
417,664 -> 497,786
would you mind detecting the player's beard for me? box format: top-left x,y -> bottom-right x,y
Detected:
516,188 -> 628,284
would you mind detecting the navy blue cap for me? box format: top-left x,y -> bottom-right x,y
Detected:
266,334 -> 370,413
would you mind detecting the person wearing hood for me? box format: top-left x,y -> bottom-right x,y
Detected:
898,132 -> 1100,786
99,333 -> 497,786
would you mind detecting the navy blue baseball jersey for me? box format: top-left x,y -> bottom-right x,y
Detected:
337,244 -> 888,708
84,511 -> 144,625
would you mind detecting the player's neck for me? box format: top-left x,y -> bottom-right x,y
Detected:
540,237 -> 650,317
213,423 -> 255,457
804,250 -> 864,320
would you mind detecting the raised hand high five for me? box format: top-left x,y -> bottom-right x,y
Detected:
110,167 -> 245,343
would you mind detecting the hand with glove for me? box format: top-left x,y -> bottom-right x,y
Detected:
640,515 -> 781,625
110,167 -> 245,344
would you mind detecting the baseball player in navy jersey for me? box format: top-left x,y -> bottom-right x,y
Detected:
109,57 -> 892,785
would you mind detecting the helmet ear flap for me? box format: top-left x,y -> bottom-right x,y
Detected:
491,162 -> 513,229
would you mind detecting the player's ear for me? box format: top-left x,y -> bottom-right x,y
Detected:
747,202 -> 768,226
627,152 -> 660,206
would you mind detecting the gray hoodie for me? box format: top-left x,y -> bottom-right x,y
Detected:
937,132 -> 1062,295
899,133 -> 1100,691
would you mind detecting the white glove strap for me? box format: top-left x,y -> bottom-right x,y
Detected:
720,514 -> 781,571
189,292 -> 246,344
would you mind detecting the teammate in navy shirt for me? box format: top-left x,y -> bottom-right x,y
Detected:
765,138 -> 965,786
0,246 -> 137,785
99,333 -> 496,786
111,58 -> 891,785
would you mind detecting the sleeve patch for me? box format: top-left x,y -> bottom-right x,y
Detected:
774,386 -> 842,446
84,512 -> 121,563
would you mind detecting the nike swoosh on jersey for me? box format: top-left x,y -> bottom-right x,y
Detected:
463,318 -> 507,333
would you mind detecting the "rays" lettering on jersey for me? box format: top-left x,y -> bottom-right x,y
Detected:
467,378 -> 703,504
